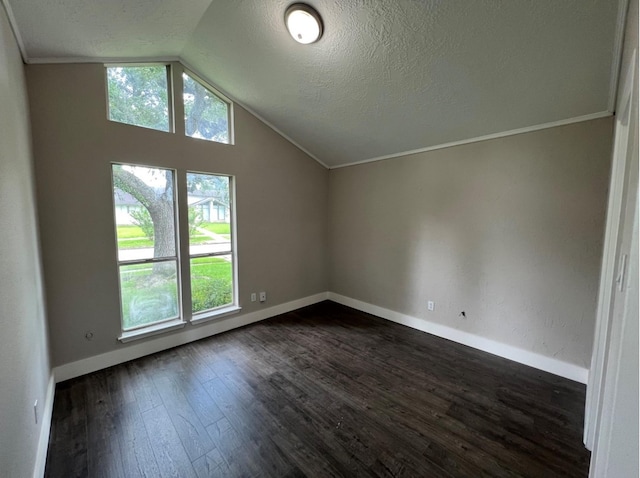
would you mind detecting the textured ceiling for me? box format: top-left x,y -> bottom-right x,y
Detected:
7,0 -> 622,167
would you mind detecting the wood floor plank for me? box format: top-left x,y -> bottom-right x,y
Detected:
44,379 -> 88,478
141,405 -> 198,478
192,447 -> 230,478
238,330 -> 469,477
202,377 -> 300,478
220,334 -> 431,476
125,358 -> 164,413
152,374 -> 215,462
206,358 -> 349,477
115,405 -> 161,478
85,373 -> 126,478
161,365 -> 225,428
45,301 -> 590,478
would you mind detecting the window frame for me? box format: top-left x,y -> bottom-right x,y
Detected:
186,171 -> 239,323
181,68 -> 235,145
111,162 -> 185,342
104,63 -> 175,133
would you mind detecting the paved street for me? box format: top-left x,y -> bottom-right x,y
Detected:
118,227 -> 231,261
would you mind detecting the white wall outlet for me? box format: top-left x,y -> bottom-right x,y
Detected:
259,291 -> 267,302
34,400 -> 38,424
251,293 -> 257,302
427,301 -> 435,311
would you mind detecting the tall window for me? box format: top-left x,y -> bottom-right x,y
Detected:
187,172 -> 235,316
112,165 -> 238,338
183,72 -> 230,144
112,164 -> 180,332
106,65 -> 171,132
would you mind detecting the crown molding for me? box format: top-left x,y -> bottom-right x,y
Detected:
26,55 -> 182,65
607,0 -> 631,113
329,111 -> 613,170
1,0 -> 27,62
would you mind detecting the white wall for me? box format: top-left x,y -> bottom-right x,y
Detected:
329,118 -> 613,373
0,5 -> 52,478
588,0 -> 639,474
26,62 -> 328,370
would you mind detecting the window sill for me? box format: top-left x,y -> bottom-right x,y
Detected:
118,319 -> 186,343
191,305 -> 242,325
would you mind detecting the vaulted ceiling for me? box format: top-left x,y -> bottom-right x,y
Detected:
5,0 -> 624,168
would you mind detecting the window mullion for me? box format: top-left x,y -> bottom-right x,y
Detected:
171,62 -> 185,137
176,169 -> 193,321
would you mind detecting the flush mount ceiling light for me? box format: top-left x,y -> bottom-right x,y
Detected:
285,3 -> 323,44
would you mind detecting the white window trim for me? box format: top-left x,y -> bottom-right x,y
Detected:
118,318 -> 186,343
191,305 -> 242,325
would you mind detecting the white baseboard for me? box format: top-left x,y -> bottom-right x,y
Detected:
54,292 -> 328,382
33,373 -> 55,478
328,292 -> 589,384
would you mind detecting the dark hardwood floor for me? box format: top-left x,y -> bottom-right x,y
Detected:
45,301 -> 590,477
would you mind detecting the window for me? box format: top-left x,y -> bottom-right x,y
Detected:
112,164 -> 180,333
183,72 -> 230,144
105,63 -> 234,144
106,65 -> 171,132
187,172 -> 235,316
112,164 -> 238,339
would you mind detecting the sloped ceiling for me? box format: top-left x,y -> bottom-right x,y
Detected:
6,0 -> 623,168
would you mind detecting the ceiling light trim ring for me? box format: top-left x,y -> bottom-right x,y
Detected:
285,3 -> 323,44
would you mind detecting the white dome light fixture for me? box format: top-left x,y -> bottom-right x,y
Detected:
285,3 -> 323,44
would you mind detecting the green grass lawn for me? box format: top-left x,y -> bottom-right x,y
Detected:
189,235 -> 214,245
117,225 -> 223,249
117,225 -> 153,249
201,222 -> 231,235
119,238 -> 154,249
119,257 -> 232,329
117,225 -> 147,238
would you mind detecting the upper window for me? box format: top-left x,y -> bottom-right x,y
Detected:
107,65 -> 171,132
183,72 -> 230,144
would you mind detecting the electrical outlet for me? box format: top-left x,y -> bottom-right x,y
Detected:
259,291 -> 267,302
34,400 -> 38,424
251,293 -> 257,302
427,301 -> 435,311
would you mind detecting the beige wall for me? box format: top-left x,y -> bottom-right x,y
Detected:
329,117 -> 613,368
27,63 -> 328,367
0,6 -> 51,478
